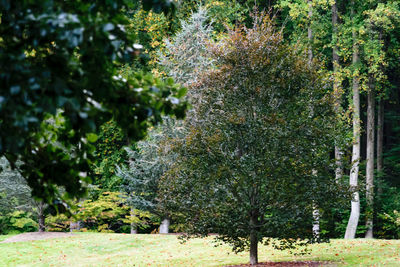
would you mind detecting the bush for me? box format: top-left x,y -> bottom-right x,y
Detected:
45,191 -> 155,233
0,210 -> 38,234
46,213 -> 72,232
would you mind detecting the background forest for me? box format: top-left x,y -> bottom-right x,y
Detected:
1,0 -> 400,261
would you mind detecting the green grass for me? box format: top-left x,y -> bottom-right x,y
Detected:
1,233 -> 400,266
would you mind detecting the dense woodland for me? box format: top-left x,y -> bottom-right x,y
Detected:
1,0 -> 400,265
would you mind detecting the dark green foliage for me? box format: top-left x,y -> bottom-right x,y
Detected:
172,0 -> 248,34
0,0 -> 187,203
92,120 -> 127,193
375,179 -> 400,239
160,14 -> 347,256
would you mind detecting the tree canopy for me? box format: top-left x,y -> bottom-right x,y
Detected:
0,0 -> 187,203
160,14 -> 346,264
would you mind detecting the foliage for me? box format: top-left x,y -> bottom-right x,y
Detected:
375,180 -> 400,239
160,14 -> 347,258
92,120 -> 127,193
0,0 -> 187,203
0,158 -> 33,214
46,213 -> 71,232
159,6 -> 214,86
118,8 -> 214,225
76,191 -> 152,233
0,210 -> 38,234
118,118 -> 184,214
378,211 -> 400,239
127,9 -> 171,69
173,1 -> 247,34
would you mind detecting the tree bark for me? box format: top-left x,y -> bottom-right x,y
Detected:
365,75 -> 375,239
249,215 -> 258,265
377,97 -> 384,194
308,0 -> 320,238
345,2 -> 360,239
332,0 -> 344,183
159,218 -> 170,234
312,202 -> 320,239
38,201 -> 45,232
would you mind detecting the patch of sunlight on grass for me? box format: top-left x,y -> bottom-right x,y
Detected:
1,233 -> 400,266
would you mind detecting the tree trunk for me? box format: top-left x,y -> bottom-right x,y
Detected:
312,202 -> 320,239
70,221 -> 81,232
365,75 -> 375,239
249,215 -> 258,265
159,218 -> 170,234
377,97 -> 384,195
38,201 -> 45,232
307,0 -> 320,238
332,0 -> 344,183
130,207 -> 137,234
345,2 -> 360,239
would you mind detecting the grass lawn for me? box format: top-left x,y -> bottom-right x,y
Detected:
1,233 -> 400,266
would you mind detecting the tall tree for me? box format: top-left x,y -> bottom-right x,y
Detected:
161,14 -> 345,265
332,0 -> 344,183
344,0 -> 361,239
365,73 -> 375,238
119,7 -> 214,234
306,0 -> 320,240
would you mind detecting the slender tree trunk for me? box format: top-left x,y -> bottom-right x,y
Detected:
307,0 -> 320,238
312,202 -> 320,239
376,31 -> 384,195
345,2 -> 360,239
332,1 -> 344,182
249,215 -> 258,265
365,75 -> 375,239
159,217 -> 170,234
38,201 -> 45,232
377,97 -> 384,195
130,207 -> 137,234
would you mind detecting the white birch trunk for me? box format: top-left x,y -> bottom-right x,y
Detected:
308,0 -> 320,238
332,0 -> 344,183
345,2 -> 361,238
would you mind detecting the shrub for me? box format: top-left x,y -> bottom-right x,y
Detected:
0,210 -> 38,234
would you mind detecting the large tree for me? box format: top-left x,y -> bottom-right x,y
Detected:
118,7 -> 214,234
160,14 -> 345,265
0,0 -> 187,203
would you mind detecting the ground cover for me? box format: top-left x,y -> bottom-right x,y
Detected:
1,233 -> 400,266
